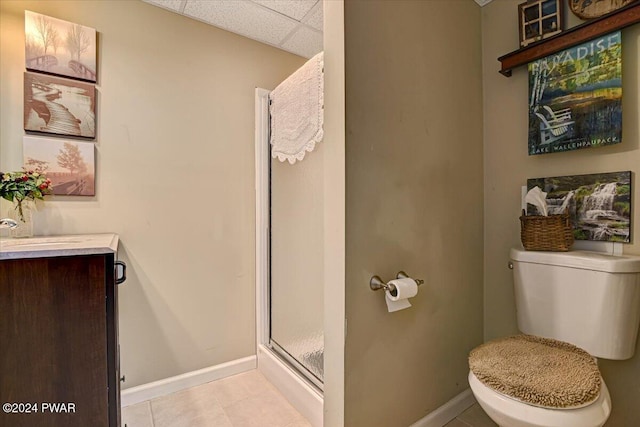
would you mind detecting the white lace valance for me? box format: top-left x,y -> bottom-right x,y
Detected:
269,51 -> 324,164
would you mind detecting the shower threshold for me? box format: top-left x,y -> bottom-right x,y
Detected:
269,340 -> 324,392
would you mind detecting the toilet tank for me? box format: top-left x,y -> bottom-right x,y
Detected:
510,248 -> 640,360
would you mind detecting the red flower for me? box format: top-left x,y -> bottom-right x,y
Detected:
22,175 -> 29,182
39,184 -> 48,190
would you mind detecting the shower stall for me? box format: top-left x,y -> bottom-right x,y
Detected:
269,132 -> 325,388
255,89 -> 324,426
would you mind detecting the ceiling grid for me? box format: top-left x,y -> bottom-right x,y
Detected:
143,0 -> 323,58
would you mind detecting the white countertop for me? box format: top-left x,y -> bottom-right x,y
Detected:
0,233 -> 119,260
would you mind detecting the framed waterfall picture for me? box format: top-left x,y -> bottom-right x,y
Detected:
527,171 -> 632,243
528,31 -> 622,155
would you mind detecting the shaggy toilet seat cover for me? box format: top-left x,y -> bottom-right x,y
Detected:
469,334 -> 601,409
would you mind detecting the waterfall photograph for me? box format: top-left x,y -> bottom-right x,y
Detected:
527,171 -> 632,243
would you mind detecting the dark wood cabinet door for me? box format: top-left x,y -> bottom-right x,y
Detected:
0,255 -> 108,427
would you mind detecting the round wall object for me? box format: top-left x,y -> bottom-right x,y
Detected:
569,0 -> 638,20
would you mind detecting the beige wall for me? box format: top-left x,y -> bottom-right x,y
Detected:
482,1 -> 640,425
0,0 -> 304,388
344,1 -> 484,426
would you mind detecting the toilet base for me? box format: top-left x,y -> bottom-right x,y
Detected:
468,371 -> 611,427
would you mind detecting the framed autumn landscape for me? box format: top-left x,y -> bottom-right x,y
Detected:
23,136 -> 95,196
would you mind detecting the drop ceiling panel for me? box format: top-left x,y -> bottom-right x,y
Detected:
251,0 -> 319,21
304,2 -> 323,31
183,0 -> 298,46
142,0 -> 323,58
144,0 -> 184,12
280,26 -> 322,59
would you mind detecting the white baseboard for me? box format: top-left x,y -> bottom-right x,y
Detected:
121,355 -> 257,407
257,345 -> 323,427
410,389 -> 476,427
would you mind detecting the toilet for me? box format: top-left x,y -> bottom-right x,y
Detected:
468,248 -> 640,427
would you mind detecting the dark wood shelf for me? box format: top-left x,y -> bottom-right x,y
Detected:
499,2 -> 640,77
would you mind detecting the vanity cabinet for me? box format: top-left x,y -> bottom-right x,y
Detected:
0,234 -> 123,427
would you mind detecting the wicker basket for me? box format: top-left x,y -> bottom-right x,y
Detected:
519,209 -> 574,251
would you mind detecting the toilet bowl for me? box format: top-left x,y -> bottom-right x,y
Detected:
467,249 -> 640,427
468,371 -> 610,427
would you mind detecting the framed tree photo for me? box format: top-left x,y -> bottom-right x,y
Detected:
23,136 -> 96,196
24,10 -> 97,82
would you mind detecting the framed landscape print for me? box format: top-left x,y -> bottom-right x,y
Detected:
24,10 -> 97,82
24,72 -> 96,139
527,171 -> 632,243
23,136 -> 96,196
528,31 -> 622,155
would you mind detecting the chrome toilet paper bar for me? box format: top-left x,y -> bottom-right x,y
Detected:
370,271 -> 424,294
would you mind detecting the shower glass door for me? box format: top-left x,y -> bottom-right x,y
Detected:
269,144 -> 324,388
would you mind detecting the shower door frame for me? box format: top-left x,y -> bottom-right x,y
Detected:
254,88 -> 323,426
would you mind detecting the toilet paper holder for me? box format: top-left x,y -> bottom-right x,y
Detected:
370,271 -> 424,295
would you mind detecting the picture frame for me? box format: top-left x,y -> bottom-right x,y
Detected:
24,10 -> 97,82
527,31 -> 622,155
24,71 -> 96,139
518,0 -> 563,47
527,171 -> 632,243
569,0 -> 638,20
23,136 -> 96,196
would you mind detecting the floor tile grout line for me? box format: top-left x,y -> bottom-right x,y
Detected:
147,398 -> 157,427
126,368 -> 310,427
455,417 -> 474,427
220,410 -> 234,427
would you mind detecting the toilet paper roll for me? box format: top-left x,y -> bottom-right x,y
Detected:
385,278 -> 418,312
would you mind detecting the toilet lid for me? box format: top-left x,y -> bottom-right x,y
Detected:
469,334 -> 601,409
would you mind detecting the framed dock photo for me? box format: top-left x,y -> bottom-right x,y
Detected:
25,10 -> 97,82
24,72 -> 96,139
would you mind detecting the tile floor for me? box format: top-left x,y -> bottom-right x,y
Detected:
444,403 -> 497,427
123,369 -> 495,427
122,370 -> 311,427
